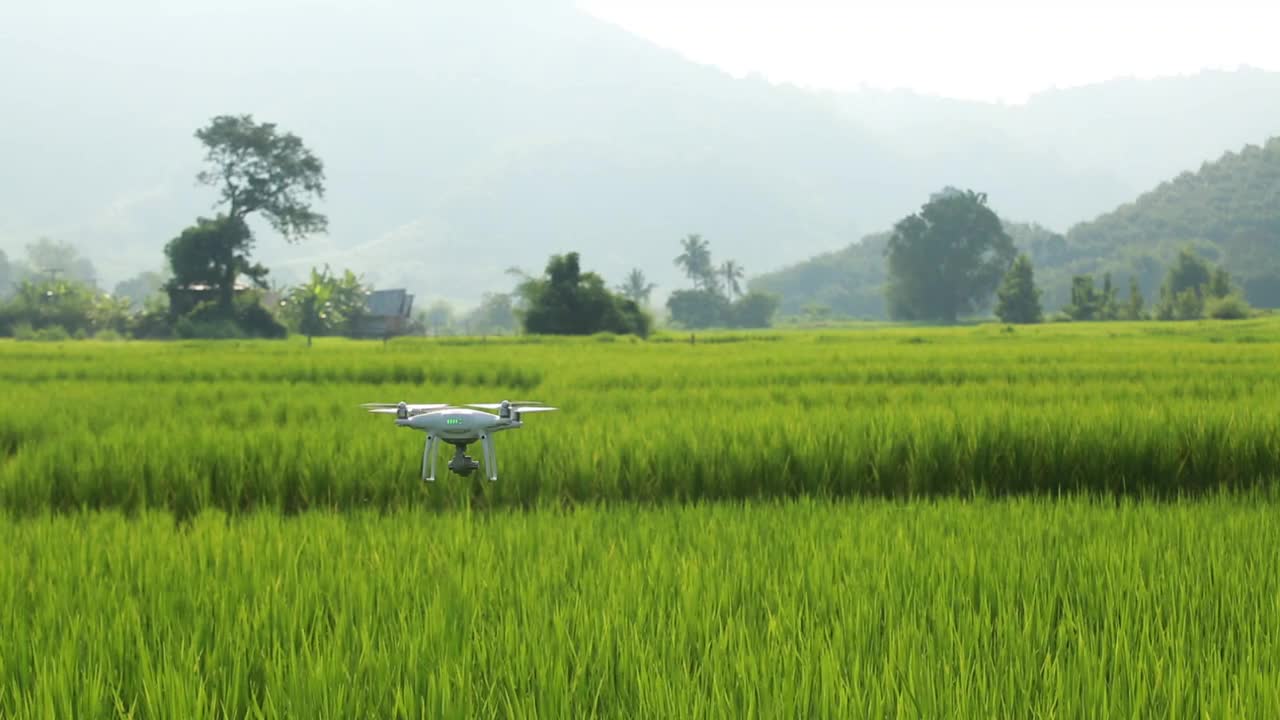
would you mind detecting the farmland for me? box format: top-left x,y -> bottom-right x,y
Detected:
4,320 -> 1280,514
3,320 -> 1280,717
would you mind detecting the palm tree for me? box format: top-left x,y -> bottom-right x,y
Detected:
674,234 -> 714,290
719,260 -> 745,299
617,268 -> 657,305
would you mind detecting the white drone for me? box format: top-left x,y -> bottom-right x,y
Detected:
361,399 -> 557,481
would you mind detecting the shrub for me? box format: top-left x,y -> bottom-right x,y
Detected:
1207,294 -> 1251,320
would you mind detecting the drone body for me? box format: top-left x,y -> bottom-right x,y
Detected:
362,400 -> 556,481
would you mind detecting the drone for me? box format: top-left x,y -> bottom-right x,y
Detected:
361,399 -> 556,482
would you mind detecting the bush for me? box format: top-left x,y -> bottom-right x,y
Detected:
94,329 -> 125,342
1207,294 -> 1251,320
19,325 -> 71,342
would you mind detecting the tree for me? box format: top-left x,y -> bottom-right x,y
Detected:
994,254 -> 1042,324
1123,276 -> 1146,320
279,265 -> 368,346
113,271 -> 168,310
1209,267 -> 1233,299
884,189 -> 1015,323
666,289 -> 731,329
196,115 -> 327,241
617,268 -> 657,305
521,252 -> 650,337
23,238 -> 97,288
1099,273 -> 1119,320
1156,248 -> 1213,320
1064,275 -> 1102,321
420,300 -> 456,336
720,260 -> 745,299
0,249 -> 10,297
674,234 -> 717,292
1,278 -> 97,335
465,293 -> 517,335
164,215 -> 267,316
726,291 -> 781,328
179,115 -> 327,316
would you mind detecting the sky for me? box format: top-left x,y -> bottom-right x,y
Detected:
578,0 -> 1280,103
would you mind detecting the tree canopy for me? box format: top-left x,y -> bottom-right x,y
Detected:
196,114 -> 327,242
279,265 -> 368,345
885,189 -> 1015,323
994,254 -> 1043,324
517,252 -> 650,337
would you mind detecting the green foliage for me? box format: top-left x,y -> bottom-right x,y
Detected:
1,500 -> 1279,717
1123,276 -> 1147,320
0,278 -> 98,336
113,270 -> 167,310
666,289 -> 731,329
519,252 -> 650,337
1207,293 -> 1252,320
673,234 -> 717,292
164,215 -> 266,316
1069,138 -> 1280,308
195,114 -> 327,242
279,265 -> 368,344
5,321 -> 1280,515
885,188 -> 1016,323
1152,248 -> 1250,321
175,294 -> 286,340
1062,274 -> 1119,321
725,291 -> 781,328
994,254 -> 1043,324
616,268 -> 657,306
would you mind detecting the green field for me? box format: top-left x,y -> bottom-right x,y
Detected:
3,320 -> 1280,717
4,320 -> 1280,514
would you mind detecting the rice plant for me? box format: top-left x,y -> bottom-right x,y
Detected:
3,319 -> 1280,514
0,497 -> 1276,718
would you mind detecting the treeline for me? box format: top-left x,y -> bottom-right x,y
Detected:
2,115 -> 782,342
755,136 -> 1280,320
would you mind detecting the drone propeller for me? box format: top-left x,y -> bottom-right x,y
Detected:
464,401 -> 546,410
361,402 -> 450,416
511,406 -> 557,414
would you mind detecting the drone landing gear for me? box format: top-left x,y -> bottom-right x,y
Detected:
424,436 -> 498,482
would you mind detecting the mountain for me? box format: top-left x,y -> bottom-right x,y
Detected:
3,0 -> 1280,310
754,137 -> 1280,317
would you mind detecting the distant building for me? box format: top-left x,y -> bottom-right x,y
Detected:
353,288 -> 415,338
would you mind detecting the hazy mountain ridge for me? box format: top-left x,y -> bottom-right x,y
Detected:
754,137 -> 1280,317
3,1 -> 1279,309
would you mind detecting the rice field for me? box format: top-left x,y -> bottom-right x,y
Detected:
3,320 -> 1280,514
3,320 -> 1280,717
2,499 -> 1278,718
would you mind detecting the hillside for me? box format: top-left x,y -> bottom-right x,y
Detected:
3,1 -> 1280,308
754,138 -> 1280,317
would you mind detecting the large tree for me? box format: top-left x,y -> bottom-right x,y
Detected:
520,252 -> 650,337
196,115 -> 327,241
164,215 -> 266,314
174,115 -> 327,315
884,189 -> 1015,323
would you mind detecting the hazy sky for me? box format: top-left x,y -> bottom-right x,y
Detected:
579,0 -> 1280,103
